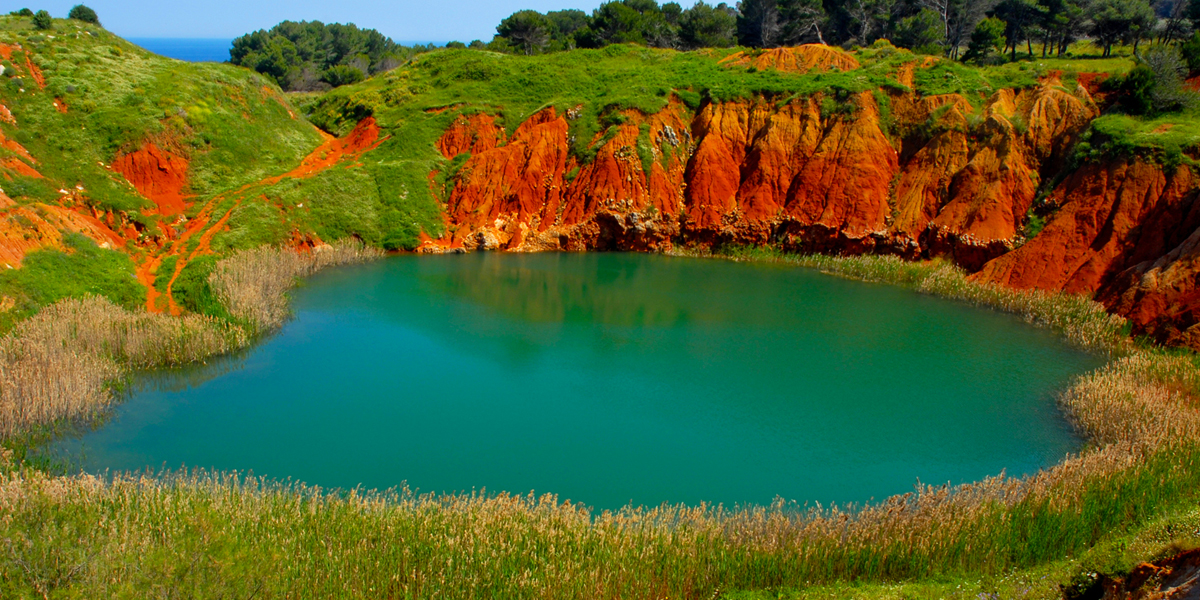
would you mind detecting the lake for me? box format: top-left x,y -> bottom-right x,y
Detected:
58,253 -> 1102,510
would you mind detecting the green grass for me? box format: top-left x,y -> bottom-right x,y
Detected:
0,16 -> 321,212
0,232 -> 142,330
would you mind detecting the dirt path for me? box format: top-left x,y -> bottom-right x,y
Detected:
137,118 -> 385,314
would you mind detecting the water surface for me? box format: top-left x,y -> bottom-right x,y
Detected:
61,254 -> 1102,509
128,38 -> 231,62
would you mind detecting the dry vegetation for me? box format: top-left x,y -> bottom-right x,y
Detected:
0,352 -> 1197,598
687,247 -> 1129,351
209,241 -> 383,331
0,244 -> 1197,598
0,240 -> 380,441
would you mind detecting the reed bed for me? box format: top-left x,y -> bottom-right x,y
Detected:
0,247 -> 1198,597
0,240 -> 381,441
0,350 -> 1198,598
680,246 -> 1129,352
209,240 -> 383,332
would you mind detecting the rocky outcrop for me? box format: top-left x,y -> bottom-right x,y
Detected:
428,70 -> 1098,264
419,67 -> 1200,351
1082,548 -> 1200,599
719,45 -> 861,74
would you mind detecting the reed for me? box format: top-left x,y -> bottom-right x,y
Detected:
1,244 -> 1198,598
679,246 -> 1129,352
0,239 -> 380,441
0,348 -> 1197,598
208,240 -> 383,332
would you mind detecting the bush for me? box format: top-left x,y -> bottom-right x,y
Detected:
8,8 -> 33,16
1117,45 -> 1197,115
323,64 -> 365,87
31,9 -> 52,30
1181,32 -> 1200,74
67,4 -> 99,25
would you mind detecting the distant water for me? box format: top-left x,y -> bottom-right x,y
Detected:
128,38 -> 231,63
57,254 -> 1102,510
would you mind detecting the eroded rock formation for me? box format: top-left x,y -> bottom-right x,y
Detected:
423,50 -> 1200,350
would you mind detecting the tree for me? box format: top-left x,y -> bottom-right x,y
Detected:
1037,0 -> 1087,57
576,0 -> 679,48
680,1 -> 738,48
497,10 -> 553,54
67,5 -> 99,25
9,8 -> 33,17
1181,30 -> 1200,72
446,41 -> 467,49
230,21 -> 419,90
962,16 -> 1006,61
1158,0 -> 1192,43
778,0 -> 828,43
992,0 -> 1044,60
894,8 -> 947,52
919,0 -> 999,58
846,0 -> 896,45
31,10 -> 51,30
468,39 -> 487,49
1087,0 -> 1154,56
546,9 -> 589,49
737,0 -> 783,47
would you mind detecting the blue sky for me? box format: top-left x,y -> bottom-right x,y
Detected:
20,0 -> 608,42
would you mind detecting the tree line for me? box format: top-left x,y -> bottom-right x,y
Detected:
479,0 -> 1172,64
229,21 -> 437,92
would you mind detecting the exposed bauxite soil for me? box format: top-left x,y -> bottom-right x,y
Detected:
427,47 -> 1096,264
138,117 -> 384,314
420,44 -> 1200,349
112,143 -> 191,216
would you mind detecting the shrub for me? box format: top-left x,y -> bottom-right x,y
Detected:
323,64 -> 365,87
8,8 -> 33,17
1117,45 -> 1197,115
31,10 -> 52,30
67,4 -> 99,25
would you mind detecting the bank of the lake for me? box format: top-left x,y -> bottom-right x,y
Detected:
57,253 -> 1099,510
2,250 -> 1199,600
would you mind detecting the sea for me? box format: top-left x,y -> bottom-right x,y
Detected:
127,38 -> 232,63
127,39 -> 449,63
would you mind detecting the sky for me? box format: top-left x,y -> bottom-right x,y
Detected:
17,0 -> 611,42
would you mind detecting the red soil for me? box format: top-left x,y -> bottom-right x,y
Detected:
719,45 -> 860,74
138,118 -> 384,313
2,157 -> 42,179
111,143 -> 191,216
53,98 -> 67,113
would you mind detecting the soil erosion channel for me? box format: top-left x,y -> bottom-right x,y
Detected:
60,254 -> 1103,509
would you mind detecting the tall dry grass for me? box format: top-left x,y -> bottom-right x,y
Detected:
0,240 -> 381,441
0,350 -> 1197,598
0,297 -> 243,439
681,246 -> 1130,351
1,242 -> 1198,597
209,240 -> 383,331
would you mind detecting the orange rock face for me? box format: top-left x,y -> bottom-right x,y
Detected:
420,64 -> 1200,350
719,45 -> 861,74
429,70 -> 1097,264
111,143 -> 191,216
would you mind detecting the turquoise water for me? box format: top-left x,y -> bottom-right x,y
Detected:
60,253 -> 1102,510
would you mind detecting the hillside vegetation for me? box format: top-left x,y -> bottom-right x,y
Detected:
7,8 -> 1200,600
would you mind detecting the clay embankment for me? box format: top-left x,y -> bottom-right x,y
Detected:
423,45 -> 1200,349
427,49 -> 1096,269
